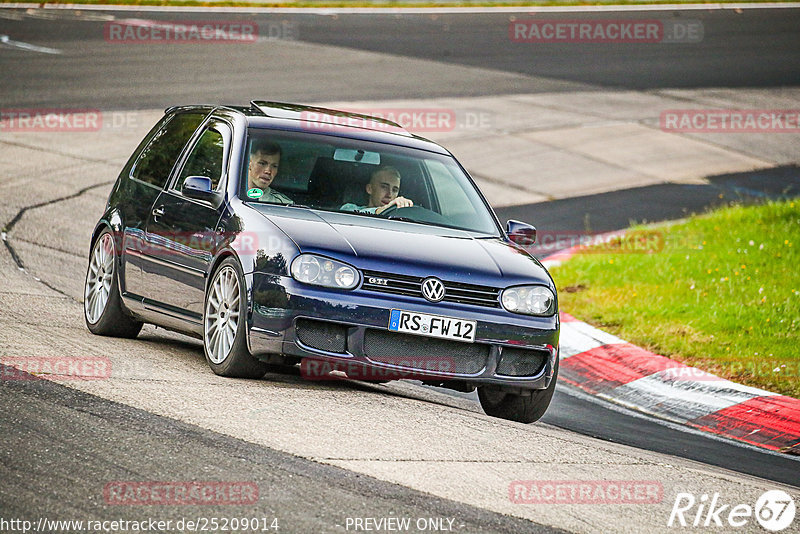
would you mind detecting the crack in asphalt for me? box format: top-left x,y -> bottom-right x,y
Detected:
2,180 -> 114,301
13,236 -> 86,259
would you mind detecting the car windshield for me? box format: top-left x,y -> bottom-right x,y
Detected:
242,128 -> 500,236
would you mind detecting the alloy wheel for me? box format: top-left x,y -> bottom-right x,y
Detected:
205,265 -> 241,364
84,233 -> 114,324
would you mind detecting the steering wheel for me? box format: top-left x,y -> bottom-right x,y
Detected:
377,204 -> 402,218
378,205 -> 453,226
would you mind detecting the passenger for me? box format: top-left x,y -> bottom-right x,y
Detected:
340,166 -> 413,215
247,140 -> 292,204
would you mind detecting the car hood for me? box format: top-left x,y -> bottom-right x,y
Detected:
260,209 -> 552,287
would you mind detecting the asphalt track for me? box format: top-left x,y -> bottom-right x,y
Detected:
1,6 -> 799,533
0,364 -> 557,533
288,9 -> 800,90
2,7 -> 800,108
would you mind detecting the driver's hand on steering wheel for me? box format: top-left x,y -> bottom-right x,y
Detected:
375,196 -> 413,215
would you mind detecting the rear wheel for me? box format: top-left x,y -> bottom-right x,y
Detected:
84,230 -> 142,338
478,359 -> 559,423
203,257 -> 267,378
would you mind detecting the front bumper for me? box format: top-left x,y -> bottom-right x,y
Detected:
247,273 -> 559,390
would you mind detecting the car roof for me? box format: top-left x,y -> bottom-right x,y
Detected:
168,101 -> 451,156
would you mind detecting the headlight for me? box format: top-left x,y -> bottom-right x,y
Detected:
290,254 -> 359,289
501,286 -> 556,316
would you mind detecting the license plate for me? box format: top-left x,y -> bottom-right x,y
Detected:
388,309 -> 476,343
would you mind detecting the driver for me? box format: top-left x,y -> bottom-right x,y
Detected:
247,140 -> 293,204
340,166 -> 413,215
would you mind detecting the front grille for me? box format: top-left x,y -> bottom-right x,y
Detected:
361,270 -> 500,308
363,329 -> 488,375
295,319 -> 348,353
496,347 -> 548,377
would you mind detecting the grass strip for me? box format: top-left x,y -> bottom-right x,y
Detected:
2,0 -> 797,8
551,199 -> 800,399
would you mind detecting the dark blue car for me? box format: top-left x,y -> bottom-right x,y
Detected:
84,101 -> 559,422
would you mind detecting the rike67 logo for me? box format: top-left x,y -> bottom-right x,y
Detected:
668,490 -> 795,531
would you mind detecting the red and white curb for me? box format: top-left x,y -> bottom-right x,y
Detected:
542,249 -> 800,454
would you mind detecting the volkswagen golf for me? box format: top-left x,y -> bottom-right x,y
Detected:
84,101 -> 560,423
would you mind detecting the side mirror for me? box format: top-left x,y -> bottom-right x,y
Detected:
506,219 -> 536,246
182,176 -> 217,202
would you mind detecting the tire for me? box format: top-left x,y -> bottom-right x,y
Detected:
478,358 -> 559,423
203,257 -> 268,378
84,230 -> 143,338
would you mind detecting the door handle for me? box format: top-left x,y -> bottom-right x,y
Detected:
152,206 -> 165,221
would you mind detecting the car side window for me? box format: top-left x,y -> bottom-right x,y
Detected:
130,113 -> 205,188
175,123 -> 229,192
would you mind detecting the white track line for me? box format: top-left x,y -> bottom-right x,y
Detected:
0,34 -> 62,54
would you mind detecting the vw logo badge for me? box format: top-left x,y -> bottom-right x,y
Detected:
421,277 -> 446,303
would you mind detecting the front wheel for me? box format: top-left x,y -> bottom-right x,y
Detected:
84,230 -> 142,338
478,359 -> 559,423
203,257 -> 267,378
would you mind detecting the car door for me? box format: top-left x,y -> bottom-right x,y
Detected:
122,111 -> 207,298
137,119 -> 232,322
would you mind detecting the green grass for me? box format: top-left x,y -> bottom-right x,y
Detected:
551,199 -> 800,399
